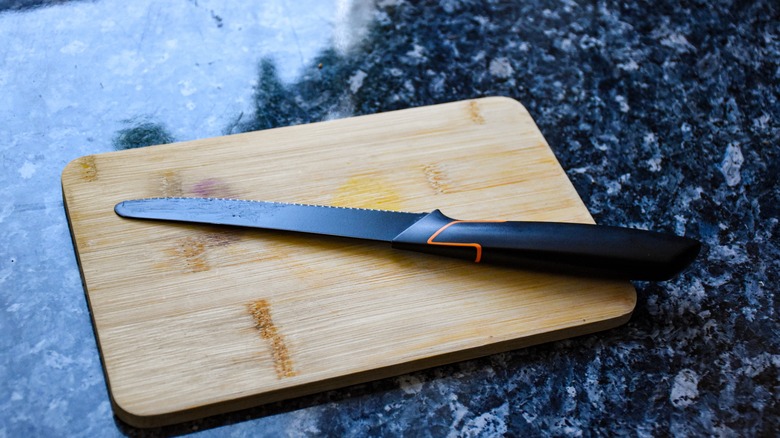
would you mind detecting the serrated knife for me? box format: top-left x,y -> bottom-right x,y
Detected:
114,197 -> 700,280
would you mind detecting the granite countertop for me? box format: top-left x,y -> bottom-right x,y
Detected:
1,0 -> 777,436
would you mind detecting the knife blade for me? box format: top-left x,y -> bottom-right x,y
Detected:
115,197 -> 700,280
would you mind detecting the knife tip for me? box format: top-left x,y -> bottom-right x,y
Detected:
114,201 -> 128,217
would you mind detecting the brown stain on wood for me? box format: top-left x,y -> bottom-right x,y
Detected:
79,155 -> 98,181
165,231 -> 243,273
159,171 -> 183,197
168,236 -> 209,273
248,299 -> 296,379
468,101 -> 485,125
155,176 -> 243,272
422,163 -> 452,194
203,228 -> 242,247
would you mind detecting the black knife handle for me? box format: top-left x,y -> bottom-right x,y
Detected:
390,210 -> 700,280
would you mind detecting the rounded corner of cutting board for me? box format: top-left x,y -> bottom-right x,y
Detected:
618,286 -> 638,322
478,95 -> 529,112
109,391 -> 165,429
61,154 -> 92,189
109,386 -> 216,429
608,282 -> 639,327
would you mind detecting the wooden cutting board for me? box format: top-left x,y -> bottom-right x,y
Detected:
62,97 -> 635,428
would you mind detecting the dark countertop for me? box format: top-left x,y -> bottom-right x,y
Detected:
1,1 -> 777,436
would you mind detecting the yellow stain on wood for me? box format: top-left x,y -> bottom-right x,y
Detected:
467,101 -> 485,125
79,155 -> 98,181
331,174 -> 404,211
248,299 -> 296,379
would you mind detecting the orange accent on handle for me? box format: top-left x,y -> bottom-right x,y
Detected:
427,220 -> 505,262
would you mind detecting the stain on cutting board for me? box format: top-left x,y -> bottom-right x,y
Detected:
151,175 -> 245,273
161,228 -> 246,273
158,170 -> 183,197
79,155 -> 98,182
422,163 -> 452,195
248,299 -> 296,379
154,172 -> 238,199
167,236 -> 210,273
467,100 -> 486,125
331,173 -> 403,211
191,178 -> 237,199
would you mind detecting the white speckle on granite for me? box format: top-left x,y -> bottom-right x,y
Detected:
348,70 -> 367,93
285,408 -> 322,436
671,369 -> 700,408
674,214 -> 688,235
388,67 -> 403,76
60,40 -> 87,54
643,132 -> 658,148
606,179 -> 621,195
489,57 -> 514,78
398,375 -> 423,394
18,161 -> 37,179
456,402 -> 509,438
711,244 -> 748,265
615,94 -> 629,112
736,352 -> 779,379
647,156 -> 663,172
446,393 -> 470,430
513,41 -> 528,52
585,356 -> 605,411
552,420 -> 584,437
440,0 -> 462,14
563,385 -> 578,412
720,143 -> 744,186
579,34 -> 602,50
403,79 -> 415,93
618,59 -> 639,71
178,80 -> 197,96
406,44 -> 426,60
106,49 -> 145,76
659,33 -> 696,53
752,113 -> 770,130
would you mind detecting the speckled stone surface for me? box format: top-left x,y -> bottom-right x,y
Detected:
1,0 -> 778,436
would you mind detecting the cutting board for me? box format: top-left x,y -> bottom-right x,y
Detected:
62,97 -> 636,428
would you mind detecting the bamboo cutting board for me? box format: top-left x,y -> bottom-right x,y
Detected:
62,97 -> 635,427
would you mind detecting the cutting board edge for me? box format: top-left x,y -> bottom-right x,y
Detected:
62,182 -> 123,430
112,306 -> 635,428
59,96 -> 528,182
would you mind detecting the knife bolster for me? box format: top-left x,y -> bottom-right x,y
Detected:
391,210 -> 485,262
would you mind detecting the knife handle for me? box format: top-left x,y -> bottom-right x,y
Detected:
390,210 -> 700,281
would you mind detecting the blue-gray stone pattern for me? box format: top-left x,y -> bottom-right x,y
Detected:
1,0 -> 777,436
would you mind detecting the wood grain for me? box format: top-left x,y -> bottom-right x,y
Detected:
61,97 -> 636,427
